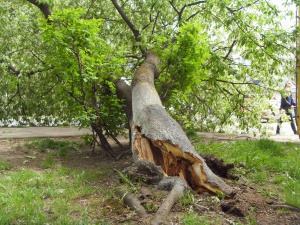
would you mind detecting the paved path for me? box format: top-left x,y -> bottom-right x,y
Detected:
0,126 -> 299,143
0,127 -> 92,139
197,132 -> 300,143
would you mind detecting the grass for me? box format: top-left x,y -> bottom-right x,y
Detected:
1,138 -> 113,224
0,166 -> 111,224
0,159 -> 13,170
181,212 -> 212,225
194,138 -> 300,207
24,138 -> 82,156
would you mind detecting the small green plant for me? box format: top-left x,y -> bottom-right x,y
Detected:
245,207 -> 258,225
144,202 -> 158,212
41,156 -> 55,169
115,169 -> 140,192
0,159 -> 13,170
179,190 -> 195,207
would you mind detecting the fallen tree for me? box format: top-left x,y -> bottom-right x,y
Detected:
130,52 -> 234,196
116,52 -> 236,223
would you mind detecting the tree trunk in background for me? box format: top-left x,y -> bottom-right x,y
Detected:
131,52 -> 234,195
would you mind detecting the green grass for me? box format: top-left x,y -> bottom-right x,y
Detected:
181,212 -> 213,225
41,156 -> 56,168
194,139 -> 300,207
0,166 -> 111,224
24,138 -> 82,156
0,159 -> 13,170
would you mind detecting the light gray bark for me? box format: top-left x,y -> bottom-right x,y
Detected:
131,52 -> 235,196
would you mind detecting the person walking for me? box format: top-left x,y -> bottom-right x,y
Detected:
276,81 -> 297,134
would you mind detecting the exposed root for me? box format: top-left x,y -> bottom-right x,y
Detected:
151,178 -> 188,225
116,186 -> 148,217
117,177 -> 188,224
270,204 -> 300,212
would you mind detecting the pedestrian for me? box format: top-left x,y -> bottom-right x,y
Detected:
276,81 -> 297,134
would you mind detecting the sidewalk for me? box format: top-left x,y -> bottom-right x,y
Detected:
0,126 -> 299,143
0,127 -> 92,139
197,132 -> 300,143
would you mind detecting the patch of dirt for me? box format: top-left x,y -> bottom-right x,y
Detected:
0,137 -> 299,224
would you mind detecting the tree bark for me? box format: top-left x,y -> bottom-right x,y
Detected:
131,52 -> 234,196
116,186 -> 148,217
27,0 -> 52,22
151,178 -> 187,225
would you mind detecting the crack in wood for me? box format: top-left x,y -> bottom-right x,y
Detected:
133,125 -> 219,194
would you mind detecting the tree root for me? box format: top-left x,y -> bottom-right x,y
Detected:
117,177 -> 189,225
151,178 -> 188,225
270,204 -> 300,212
116,186 -> 148,217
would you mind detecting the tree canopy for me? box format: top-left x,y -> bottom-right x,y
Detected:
0,0 -> 298,140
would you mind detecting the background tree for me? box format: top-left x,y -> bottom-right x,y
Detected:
0,0 -> 297,151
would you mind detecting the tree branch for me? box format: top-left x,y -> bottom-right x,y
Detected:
223,40 -> 237,60
187,1 -> 206,7
226,0 -> 260,14
27,0 -> 52,21
110,0 -> 146,55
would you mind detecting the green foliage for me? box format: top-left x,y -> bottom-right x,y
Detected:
81,134 -> 94,146
195,139 -> 300,207
40,8 -> 126,135
0,0 -> 297,135
156,22 -> 210,93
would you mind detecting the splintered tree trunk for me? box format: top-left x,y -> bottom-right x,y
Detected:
131,53 -> 234,196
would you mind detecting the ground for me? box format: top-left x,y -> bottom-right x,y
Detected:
0,136 -> 299,225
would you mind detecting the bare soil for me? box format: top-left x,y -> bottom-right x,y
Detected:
0,136 -> 299,225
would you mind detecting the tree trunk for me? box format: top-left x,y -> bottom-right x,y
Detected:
131,52 -> 234,196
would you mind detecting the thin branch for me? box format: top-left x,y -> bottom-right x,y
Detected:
233,20 -> 278,61
152,10 -> 160,35
170,1 -> 206,24
110,0 -> 146,55
186,1 -> 206,7
186,10 -> 200,21
223,40 -> 237,60
226,0 -> 261,14
30,50 -> 46,65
